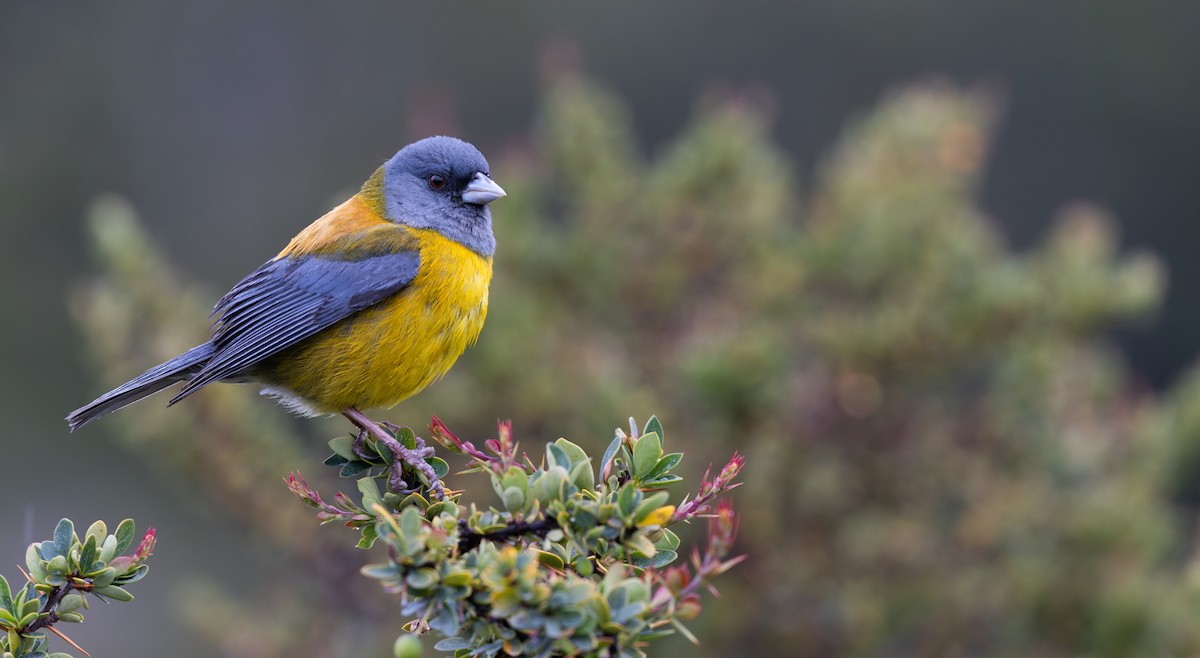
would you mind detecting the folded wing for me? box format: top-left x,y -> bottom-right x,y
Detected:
170,249 -> 420,403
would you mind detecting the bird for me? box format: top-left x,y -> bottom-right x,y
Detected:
66,136 -> 506,497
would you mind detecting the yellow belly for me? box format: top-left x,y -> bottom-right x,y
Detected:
258,228 -> 492,414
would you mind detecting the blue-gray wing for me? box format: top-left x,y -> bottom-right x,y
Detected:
170,251 -> 420,403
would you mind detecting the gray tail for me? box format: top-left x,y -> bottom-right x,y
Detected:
66,343 -> 216,431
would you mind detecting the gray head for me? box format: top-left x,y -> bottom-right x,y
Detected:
381,136 -> 505,257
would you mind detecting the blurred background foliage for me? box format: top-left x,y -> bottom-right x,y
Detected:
63,73 -> 1200,657
4,2 -> 1200,657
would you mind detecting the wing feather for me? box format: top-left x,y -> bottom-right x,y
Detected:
170,249 -> 420,403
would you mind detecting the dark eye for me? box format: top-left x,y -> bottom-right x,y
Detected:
428,174 -> 446,189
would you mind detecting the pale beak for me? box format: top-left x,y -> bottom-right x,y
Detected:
461,172 -> 507,206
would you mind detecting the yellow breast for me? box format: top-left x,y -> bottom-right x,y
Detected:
260,227 -> 492,414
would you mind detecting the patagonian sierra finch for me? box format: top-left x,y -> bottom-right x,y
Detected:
67,136 -> 506,499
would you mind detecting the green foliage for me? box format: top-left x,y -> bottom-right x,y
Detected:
287,416 -> 744,658
0,518 -> 155,658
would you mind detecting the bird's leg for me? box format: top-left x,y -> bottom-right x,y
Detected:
342,407 -> 445,500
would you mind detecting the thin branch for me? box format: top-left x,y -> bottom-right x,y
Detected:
457,517 -> 560,554
22,580 -> 75,634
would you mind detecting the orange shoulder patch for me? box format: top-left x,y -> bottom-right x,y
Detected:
278,194 -> 419,260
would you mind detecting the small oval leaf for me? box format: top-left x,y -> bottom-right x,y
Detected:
114,519 -> 136,555
93,585 -> 133,602
53,519 -> 74,557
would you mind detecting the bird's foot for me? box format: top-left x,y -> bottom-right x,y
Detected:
351,429 -> 374,462
352,428 -> 410,492
343,409 -> 446,500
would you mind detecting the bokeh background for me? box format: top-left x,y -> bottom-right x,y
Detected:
4,2 -> 1200,657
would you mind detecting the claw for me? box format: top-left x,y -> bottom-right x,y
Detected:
387,465 -> 411,494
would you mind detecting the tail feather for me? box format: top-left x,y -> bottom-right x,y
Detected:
66,343 -> 216,431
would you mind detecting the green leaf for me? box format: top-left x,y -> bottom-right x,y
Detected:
25,545 -> 45,584
339,461 -> 371,478
369,437 -> 392,463
0,575 -> 10,612
78,535 -> 97,576
600,435 -> 623,477
625,533 -> 656,559
574,554 -> 594,576
502,486 -> 526,513
607,581 -> 629,611
46,556 -> 67,575
646,453 -> 683,480
534,466 -> 570,503
97,535 -> 117,564
643,416 -> 665,446
434,638 -> 474,651
425,500 -> 458,519
323,453 -> 350,467
57,594 -> 84,616
546,442 -> 571,471
90,568 -> 117,589
502,466 -> 529,495
536,550 -> 565,570
405,568 -> 438,590
617,483 -> 639,518
356,524 -> 379,550
632,432 -> 662,478
398,492 -> 430,511
554,438 -> 589,467
53,519 -> 74,558
654,528 -> 681,551
554,606 -> 586,628
84,520 -> 107,547
569,460 -> 596,493
395,426 -> 417,450
399,506 -> 423,538
489,472 -> 506,499
360,563 -> 395,580
93,585 -> 133,602
328,435 -> 359,461
426,456 -> 450,479
18,597 -> 38,620
633,549 -> 678,569
114,519 -> 136,555
115,564 -> 149,585
442,569 -> 471,587
357,477 -> 384,511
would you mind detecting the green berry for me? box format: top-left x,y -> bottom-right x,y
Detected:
393,634 -> 422,658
